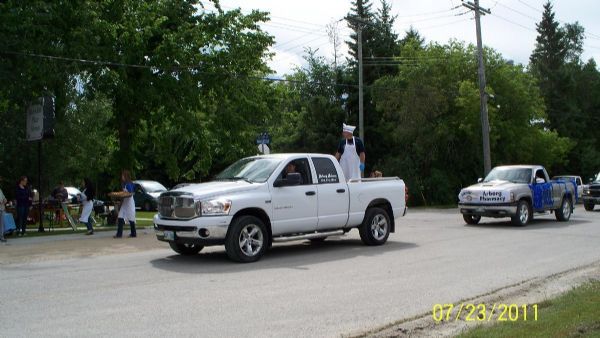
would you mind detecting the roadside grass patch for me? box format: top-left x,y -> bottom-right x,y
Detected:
6,211 -> 156,238
458,280 -> 600,338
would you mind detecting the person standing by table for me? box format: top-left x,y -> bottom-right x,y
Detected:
52,181 -> 68,202
334,123 -> 366,181
78,178 -> 96,235
114,170 -> 136,238
15,176 -> 32,236
0,186 -> 7,243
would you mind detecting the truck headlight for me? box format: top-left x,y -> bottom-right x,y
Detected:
583,189 -> 590,195
200,198 -> 232,216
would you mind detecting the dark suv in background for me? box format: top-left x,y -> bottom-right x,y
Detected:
133,180 -> 168,211
583,172 -> 600,211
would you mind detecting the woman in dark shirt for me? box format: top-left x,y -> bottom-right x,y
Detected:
15,176 -> 32,236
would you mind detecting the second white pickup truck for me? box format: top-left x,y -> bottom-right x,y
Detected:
154,153 -> 407,262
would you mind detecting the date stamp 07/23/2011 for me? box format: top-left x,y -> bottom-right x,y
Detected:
432,303 -> 539,322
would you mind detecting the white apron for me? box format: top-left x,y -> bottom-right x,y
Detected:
340,137 -> 361,181
78,190 -> 93,223
118,192 -> 136,223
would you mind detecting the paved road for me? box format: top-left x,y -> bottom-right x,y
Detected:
1,208 -> 599,337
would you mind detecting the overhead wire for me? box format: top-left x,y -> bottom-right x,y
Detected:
0,50 -> 457,93
0,50 -> 361,89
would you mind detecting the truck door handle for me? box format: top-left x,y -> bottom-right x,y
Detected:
305,191 -> 316,196
336,189 -> 346,193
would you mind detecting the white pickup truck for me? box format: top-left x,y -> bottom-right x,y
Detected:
154,153 -> 407,262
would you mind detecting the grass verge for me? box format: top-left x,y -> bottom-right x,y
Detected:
6,211 -> 156,238
458,280 -> 600,338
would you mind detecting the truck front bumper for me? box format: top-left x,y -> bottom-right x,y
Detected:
153,214 -> 232,246
582,196 -> 600,204
458,202 -> 518,218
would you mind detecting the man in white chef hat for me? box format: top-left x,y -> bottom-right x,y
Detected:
335,123 -> 366,181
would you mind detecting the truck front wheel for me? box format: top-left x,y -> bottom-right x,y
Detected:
511,200 -> 531,226
463,214 -> 481,225
584,202 -> 594,211
359,207 -> 391,246
169,242 -> 204,255
225,216 -> 268,263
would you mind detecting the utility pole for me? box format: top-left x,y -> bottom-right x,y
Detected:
357,25 -> 364,142
463,0 -> 492,175
346,15 -> 369,143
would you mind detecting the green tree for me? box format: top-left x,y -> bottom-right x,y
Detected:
268,50 -> 346,155
0,1 -> 276,189
372,42 -> 572,205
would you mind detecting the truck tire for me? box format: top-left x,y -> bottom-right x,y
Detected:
143,201 -> 152,211
225,215 -> 268,263
169,242 -> 204,255
359,207 -> 391,246
584,203 -> 594,211
555,197 -> 572,221
463,214 -> 481,225
511,200 -> 531,226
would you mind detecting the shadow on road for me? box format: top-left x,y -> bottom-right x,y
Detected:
465,217 -> 591,230
150,239 -> 417,273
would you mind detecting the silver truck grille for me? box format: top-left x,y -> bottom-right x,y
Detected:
158,193 -> 198,219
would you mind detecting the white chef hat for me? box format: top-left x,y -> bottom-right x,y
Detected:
342,123 -> 356,133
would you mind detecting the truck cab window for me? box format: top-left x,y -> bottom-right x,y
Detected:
535,169 -> 547,183
278,158 -> 312,185
312,157 -> 340,184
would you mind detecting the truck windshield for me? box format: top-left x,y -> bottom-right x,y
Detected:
484,168 -> 532,184
216,158 -> 282,183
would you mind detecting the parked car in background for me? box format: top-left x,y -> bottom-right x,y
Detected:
583,172 -> 600,211
133,180 -> 168,211
552,175 -> 585,200
171,183 -> 194,190
64,186 -> 105,213
65,186 -> 82,202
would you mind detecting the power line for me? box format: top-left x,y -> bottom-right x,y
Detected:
1,49 -> 499,95
512,0 -> 600,41
395,6 -> 462,18
0,50 -> 363,89
277,35 -> 330,54
496,2 -> 538,21
516,0 -> 543,15
419,17 -> 473,31
491,13 -> 536,32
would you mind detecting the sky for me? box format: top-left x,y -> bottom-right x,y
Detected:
206,0 -> 600,76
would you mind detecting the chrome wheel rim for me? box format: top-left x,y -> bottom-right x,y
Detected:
370,214 -> 388,240
239,224 -> 264,257
519,203 -> 529,224
562,200 -> 571,218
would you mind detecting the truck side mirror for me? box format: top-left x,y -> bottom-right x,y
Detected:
477,178 -> 483,183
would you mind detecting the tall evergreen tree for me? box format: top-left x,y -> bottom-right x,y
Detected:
529,2 -> 584,137
530,2 -> 565,75
400,27 -> 425,49
344,0 -> 401,172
